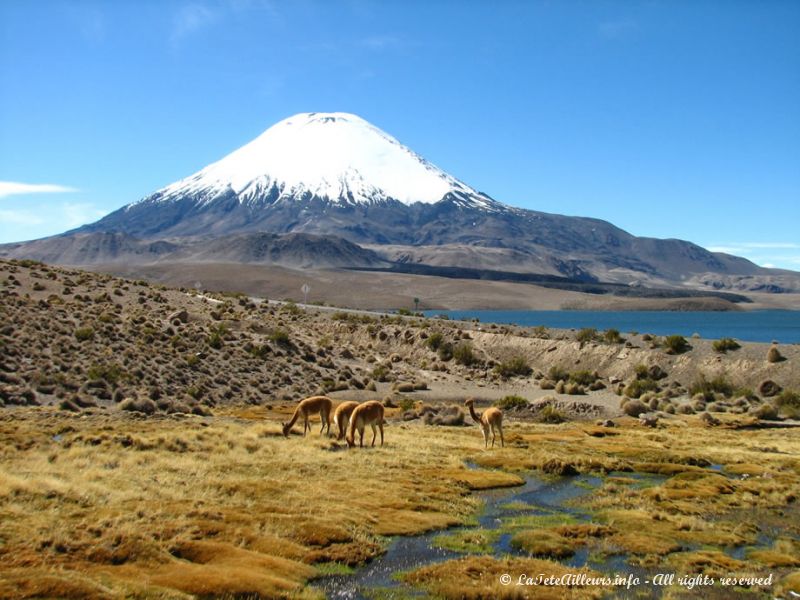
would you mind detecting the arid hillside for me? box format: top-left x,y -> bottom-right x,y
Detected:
1,258 -> 799,419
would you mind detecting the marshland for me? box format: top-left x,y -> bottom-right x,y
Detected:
1,258 -> 799,599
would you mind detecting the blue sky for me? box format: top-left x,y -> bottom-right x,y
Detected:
1,0 -> 798,269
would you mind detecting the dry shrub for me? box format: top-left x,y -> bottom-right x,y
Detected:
423,405 -> 465,426
767,346 -> 785,363
119,397 -> 157,414
622,399 -> 648,417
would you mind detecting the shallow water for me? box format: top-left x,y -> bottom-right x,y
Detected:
316,472 -> 616,599
314,468 -> 794,599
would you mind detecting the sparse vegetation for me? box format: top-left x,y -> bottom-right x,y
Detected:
690,374 -> 734,401
437,341 -> 454,361
74,326 -> 95,341
426,331 -> 444,351
569,370 -> 596,386
767,346 -> 785,363
547,366 -> 569,383
452,342 -> 476,366
624,378 -> 658,399
494,395 -> 528,410
575,327 -> 597,343
269,327 -> 291,346
774,389 -> 800,418
494,356 -> 531,378
537,403 -> 567,423
663,334 -> 690,354
712,337 -> 741,353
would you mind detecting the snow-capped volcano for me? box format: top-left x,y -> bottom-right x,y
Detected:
138,112 -> 495,209
63,111 -> 793,293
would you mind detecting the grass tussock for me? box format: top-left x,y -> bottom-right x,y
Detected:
402,556 -> 605,599
1,407 -> 799,598
0,409 -> 491,598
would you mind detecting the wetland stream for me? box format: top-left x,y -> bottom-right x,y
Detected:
315,470 -> 662,599
315,466 -> 797,599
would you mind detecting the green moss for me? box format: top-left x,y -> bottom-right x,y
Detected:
502,512 -> 580,531
314,562 -> 355,576
432,529 -> 500,554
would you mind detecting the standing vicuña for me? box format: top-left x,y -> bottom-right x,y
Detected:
282,395 -> 332,437
333,400 -> 359,440
464,398 -> 504,448
346,400 -> 384,448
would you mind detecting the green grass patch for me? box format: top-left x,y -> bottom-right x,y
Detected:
315,562 -> 356,576
432,529 -> 500,554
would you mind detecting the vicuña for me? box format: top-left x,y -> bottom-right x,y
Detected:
333,400 -> 359,440
464,398 -> 504,448
282,395 -> 333,437
346,400 -> 385,448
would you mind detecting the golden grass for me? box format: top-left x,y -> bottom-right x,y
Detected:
401,556 -> 605,599
1,408 -> 798,598
0,408 -> 506,597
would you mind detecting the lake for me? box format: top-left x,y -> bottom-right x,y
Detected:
422,310 -> 800,344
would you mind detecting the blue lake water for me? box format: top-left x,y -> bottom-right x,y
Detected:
422,310 -> 800,344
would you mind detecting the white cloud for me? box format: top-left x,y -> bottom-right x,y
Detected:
0,181 -> 77,198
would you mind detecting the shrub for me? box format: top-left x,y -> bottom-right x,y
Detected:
767,346 -> 784,363
74,327 -> 95,341
622,399 -> 648,417
774,390 -> 800,418
281,301 -> 301,315
538,403 -> 567,424
429,405 -> 465,426
548,366 -> 569,383
634,364 -> 649,380
426,332 -> 444,351
664,335 -> 690,354
576,328 -> 598,343
87,364 -> 124,384
532,325 -> 549,339
495,395 -> 529,410
453,343 -> 476,366
712,337 -> 741,353
269,328 -> 291,346
437,342 -> 454,362
603,328 -> 624,344
207,324 -> 228,349
119,397 -> 156,414
494,356 -> 532,378
249,344 -> 271,359
624,379 -> 659,399
689,374 -> 734,401
398,397 -> 416,412
569,370 -> 596,386
372,365 -> 390,382
751,403 -> 778,420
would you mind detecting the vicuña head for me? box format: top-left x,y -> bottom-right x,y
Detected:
282,395 -> 333,438
464,397 -> 504,449
346,400 -> 385,448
